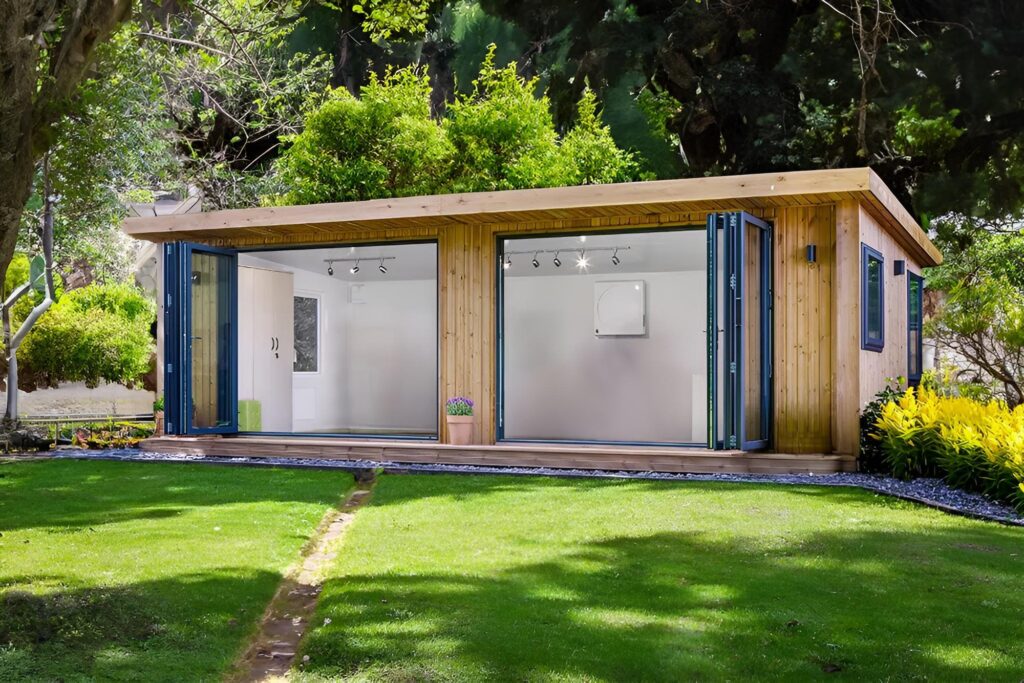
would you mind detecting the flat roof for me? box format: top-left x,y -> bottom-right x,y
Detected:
123,167 -> 941,266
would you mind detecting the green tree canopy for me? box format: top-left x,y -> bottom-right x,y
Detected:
271,47 -> 637,204
927,223 -> 1024,405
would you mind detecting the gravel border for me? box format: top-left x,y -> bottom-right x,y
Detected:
19,448 -> 1023,527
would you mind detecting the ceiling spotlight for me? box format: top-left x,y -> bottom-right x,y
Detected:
378,258 -> 388,274
350,259 -> 360,274
327,264 -> 334,276
503,254 -> 511,270
553,251 -> 562,267
576,251 -> 590,270
611,248 -> 620,266
532,252 -> 540,268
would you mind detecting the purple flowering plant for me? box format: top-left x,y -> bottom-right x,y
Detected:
446,396 -> 474,416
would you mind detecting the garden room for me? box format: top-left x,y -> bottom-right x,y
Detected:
182,241 -> 439,437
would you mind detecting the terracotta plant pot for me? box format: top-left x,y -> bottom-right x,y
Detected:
154,410 -> 165,436
446,414 -> 474,445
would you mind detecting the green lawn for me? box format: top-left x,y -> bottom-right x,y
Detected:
298,474 -> 1024,682
0,459 -> 353,682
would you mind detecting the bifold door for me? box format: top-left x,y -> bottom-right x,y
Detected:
706,213 -> 773,450
164,242 -> 238,435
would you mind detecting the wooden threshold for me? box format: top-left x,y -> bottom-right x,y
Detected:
141,435 -> 857,475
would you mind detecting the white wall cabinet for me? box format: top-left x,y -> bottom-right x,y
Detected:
238,266 -> 294,431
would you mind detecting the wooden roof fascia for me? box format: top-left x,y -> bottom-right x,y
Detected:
120,167 -> 941,266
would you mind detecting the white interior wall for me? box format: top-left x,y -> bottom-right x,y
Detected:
344,280 -> 437,432
503,270 -> 706,443
238,252 -> 437,434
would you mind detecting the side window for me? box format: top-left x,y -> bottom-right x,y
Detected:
907,272 -> 924,385
861,244 -> 885,352
293,295 -> 320,373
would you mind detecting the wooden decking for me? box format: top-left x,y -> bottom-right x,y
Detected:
141,436 -> 857,475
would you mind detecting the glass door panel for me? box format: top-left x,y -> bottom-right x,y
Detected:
188,250 -> 235,431
740,216 -> 771,449
709,212 -> 771,451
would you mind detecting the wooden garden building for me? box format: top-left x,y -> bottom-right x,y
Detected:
125,167 -> 942,474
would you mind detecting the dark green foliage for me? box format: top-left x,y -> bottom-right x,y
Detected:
470,0 -> 1024,222
858,381 -> 904,474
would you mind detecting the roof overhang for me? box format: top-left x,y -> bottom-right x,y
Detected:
122,167 -> 942,266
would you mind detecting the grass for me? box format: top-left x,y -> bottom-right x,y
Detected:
298,474 -> 1024,681
0,459 -> 354,682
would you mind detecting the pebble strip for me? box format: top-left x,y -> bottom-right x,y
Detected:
46,448 -> 1024,527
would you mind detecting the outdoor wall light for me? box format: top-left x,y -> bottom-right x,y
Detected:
350,260 -> 360,274
532,252 -> 540,268
894,259 -> 906,276
611,248 -> 621,266
806,244 -> 817,263
553,252 -> 562,267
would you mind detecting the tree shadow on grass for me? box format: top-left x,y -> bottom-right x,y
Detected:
301,522 -> 1024,680
0,458 -> 350,533
0,568 -> 284,683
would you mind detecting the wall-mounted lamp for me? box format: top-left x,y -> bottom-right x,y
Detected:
806,244 -> 817,263
894,259 -> 906,276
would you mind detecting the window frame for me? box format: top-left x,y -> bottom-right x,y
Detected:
292,291 -> 321,375
907,271 -> 924,385
861,243 -> 885,352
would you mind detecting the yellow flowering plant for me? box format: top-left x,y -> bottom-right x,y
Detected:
872,387 -> 1024,511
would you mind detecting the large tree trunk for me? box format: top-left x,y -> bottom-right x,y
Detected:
0,0 -> 132,287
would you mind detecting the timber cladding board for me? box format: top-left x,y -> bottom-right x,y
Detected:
772,205 -> 836,454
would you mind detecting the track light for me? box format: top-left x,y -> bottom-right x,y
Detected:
378,258 -> 387,274
503,254 -> 511,270
532,252 -> 540,268
611,248 -> 620,266
553,252 -> 561,267
327,265 -> 334,276
576,251 -> 590,270
350,260 -> 360,274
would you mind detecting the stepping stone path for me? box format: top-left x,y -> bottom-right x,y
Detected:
232,477 -> 374,681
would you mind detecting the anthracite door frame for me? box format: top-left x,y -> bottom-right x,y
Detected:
707,212 -> 773,451
163,241 -> 238,435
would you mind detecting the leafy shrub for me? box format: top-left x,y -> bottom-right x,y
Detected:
16,282 -> 155,390
858,380 -> 904,474
269,46 -> 639,205
868,387 -> 1024,511
52,420 -> 156,449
